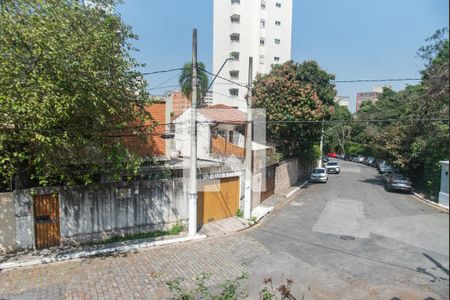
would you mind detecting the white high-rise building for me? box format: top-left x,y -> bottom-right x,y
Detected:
213,0 -> 293,111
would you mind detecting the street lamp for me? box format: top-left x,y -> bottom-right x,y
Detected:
201,55 -> 238,100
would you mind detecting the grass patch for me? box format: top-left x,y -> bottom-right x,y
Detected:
86,222 -> 185,246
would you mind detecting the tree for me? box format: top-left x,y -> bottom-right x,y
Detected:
296,60 -> 337,106
252,61 -> 330,159
325,104 -> 352,154
178,62 -> 209,107
0,0 -> 152,188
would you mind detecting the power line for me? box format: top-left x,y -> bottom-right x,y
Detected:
198,67 -> 248,88
148,72 -> 181,90
332,78 -> 421,83
142,68 -> 184,76
148,84 -> 181,91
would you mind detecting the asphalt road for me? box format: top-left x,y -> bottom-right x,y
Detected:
245,160 -> 449,299
0,160 -> 448,299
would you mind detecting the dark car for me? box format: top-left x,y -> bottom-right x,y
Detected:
377,160 -> 387,172
365,157 -> 375,166
379,163 -> 392,174
384,172 -> 412,193
322,156 -> 329,163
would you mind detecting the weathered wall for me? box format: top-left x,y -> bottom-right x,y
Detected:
0,192 -> 16,253
274,159 -> 299,194
15,179 -> 189,248
274,158 -> 314,194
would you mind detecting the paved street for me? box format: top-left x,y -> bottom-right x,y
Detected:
0,161 -> 448,299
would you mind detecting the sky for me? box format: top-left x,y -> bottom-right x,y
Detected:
117,0 -> 449,112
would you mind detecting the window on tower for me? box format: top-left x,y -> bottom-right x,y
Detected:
229,88 -> 239,96
230,14 -> 240,23
274,39 -> 280,44
276,3 -> 281,8
230,33 -> 240,42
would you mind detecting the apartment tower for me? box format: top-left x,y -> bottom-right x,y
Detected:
213,0 -> 293,111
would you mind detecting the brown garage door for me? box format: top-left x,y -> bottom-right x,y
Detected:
197,177 -> 240,227
34,194 -> 61,249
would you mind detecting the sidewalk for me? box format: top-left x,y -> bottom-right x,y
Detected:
0,179 -> 309,271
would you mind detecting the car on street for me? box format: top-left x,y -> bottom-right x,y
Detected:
322,156 -> 329,164
327,152 -> 337,158
365,157 -> 375,166
325,161 -> 340,174
384,172 -> 412,193
376,160 -> 387,171
379,163 -> 392,174
310,167 -> 328,183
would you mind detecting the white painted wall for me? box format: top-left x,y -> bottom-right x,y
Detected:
213,0 -> 292,111
439,161 -> 448,208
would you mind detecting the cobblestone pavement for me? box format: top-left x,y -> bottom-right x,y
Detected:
0,234 -> 269,300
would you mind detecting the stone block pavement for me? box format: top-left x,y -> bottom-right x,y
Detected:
0,234 -> 269,300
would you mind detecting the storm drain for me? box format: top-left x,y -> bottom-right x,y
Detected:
340,235 -> 356,241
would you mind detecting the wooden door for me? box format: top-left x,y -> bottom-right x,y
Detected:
197,177 -> 240,227
34,194 -> 60,249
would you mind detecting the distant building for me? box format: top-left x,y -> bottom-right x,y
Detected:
334,96 -> 350,110
355,86 -> 391,112
213,0 -> 293,111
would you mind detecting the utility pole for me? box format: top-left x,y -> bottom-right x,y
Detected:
188,29 -> 198,236
244,57 -> 253,219
318,120 -> 324,167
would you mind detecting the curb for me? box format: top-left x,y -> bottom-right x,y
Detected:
412,191 -> 449,212
285,180 -> 308,198
0,235 -> 207,271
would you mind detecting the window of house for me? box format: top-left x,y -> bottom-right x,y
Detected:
230,51 -> 240,60
229,88 -> 239,96
230,14 -> 240,23
260,19 -> 266,28
274,56 -> 280,62
260,38 -> 265,46
230,33 -> 240,42
274,38 -> 280,44
230,70 -> 239,79
276,2 -> 281,8
275,21 -> 281,26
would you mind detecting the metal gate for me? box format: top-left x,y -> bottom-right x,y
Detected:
34,194 -> 61,249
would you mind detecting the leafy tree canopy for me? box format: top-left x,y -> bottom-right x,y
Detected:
0,0 -> 152,188
253,61 -> 332,158
296,60 -> 337,106
178,62 -> 209,107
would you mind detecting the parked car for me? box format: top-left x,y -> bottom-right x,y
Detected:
384,172 -> 412,193
376,160 -> 387,171
343,154 -> 352,161
327,152 -> 337,158
379,163 -> 392,174
357,156 -> 366,163
370,158 -> 379,167
322,156 -> 329,163
351,156 -> 359,162
310,167 -> 328,183
325,161 -> 340,174
365,157 -> 375,166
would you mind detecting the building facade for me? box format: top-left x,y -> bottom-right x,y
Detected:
213,0 -> 293,111
356,86 -> 391,112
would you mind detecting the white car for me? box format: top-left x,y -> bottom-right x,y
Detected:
310,167 -> 328,183
325,161 -> 340,174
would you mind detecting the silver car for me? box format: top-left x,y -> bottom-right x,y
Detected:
310,167 -> 328,183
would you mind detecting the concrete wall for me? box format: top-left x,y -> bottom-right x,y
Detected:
274,158 -> 298,194
15,179 -> 189,248
439,161 -> 449,208
0,192 -> 16,253
274,158 -> 314,194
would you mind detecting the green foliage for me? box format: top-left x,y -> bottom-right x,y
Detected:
348,29 -> 449,197
166,272 -> 249,300
325,104 -> 352,153
236,208 -> 244,218
168,222 -> 185,235
0,0 -> 153,188
296,60 -> 337,106
166,273 -> 298,300
178,62 -> 209,106
253,61 -> 333,159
